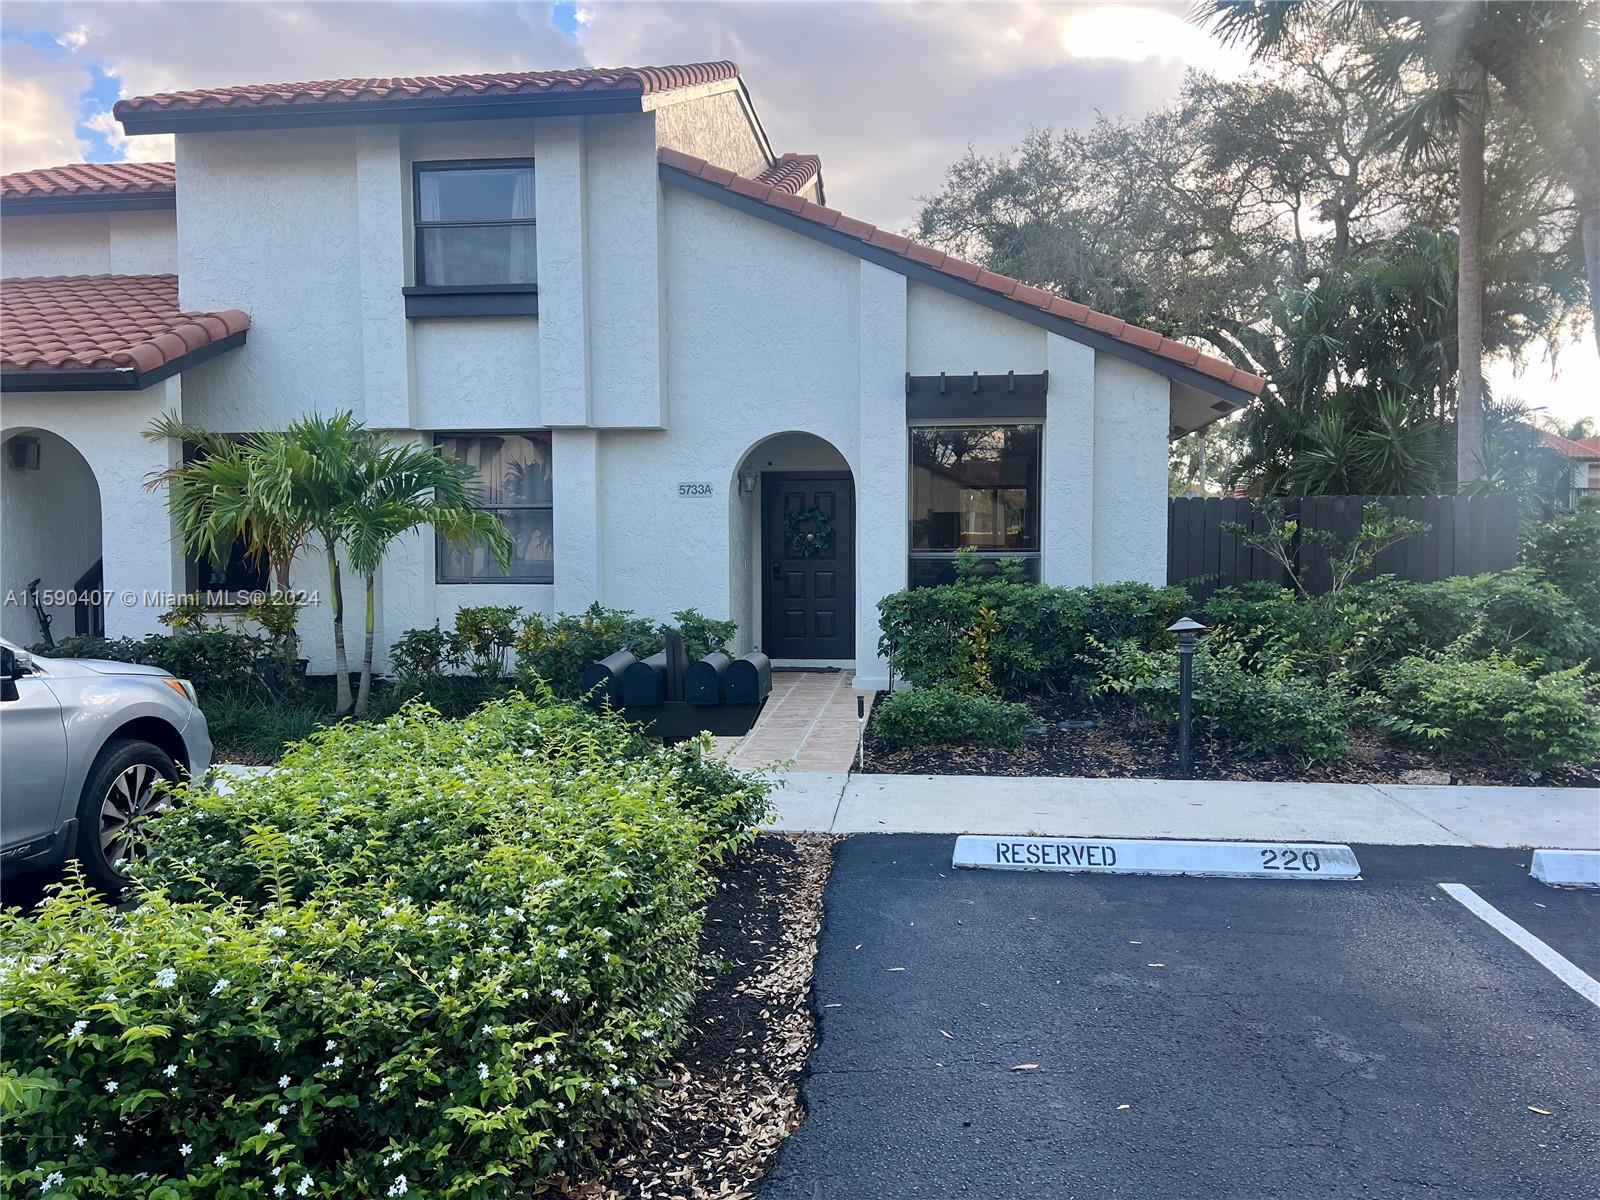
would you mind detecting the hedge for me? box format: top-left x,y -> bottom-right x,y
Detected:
0,694 -> 771,1198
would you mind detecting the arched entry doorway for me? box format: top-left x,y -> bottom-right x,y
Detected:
731,432 -> 855,663
1,428 -> 103,645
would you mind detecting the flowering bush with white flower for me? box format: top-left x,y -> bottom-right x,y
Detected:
1,694 -> 770,1197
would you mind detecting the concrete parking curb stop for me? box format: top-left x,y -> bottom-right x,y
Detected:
952,834 -> 1360,879
1530,848 -> 1600,889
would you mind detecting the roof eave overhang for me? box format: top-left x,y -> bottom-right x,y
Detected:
0,193 -> 176,216
659,164 -> 1255,411
117,90 -> 650,135
0,329 -> 247,393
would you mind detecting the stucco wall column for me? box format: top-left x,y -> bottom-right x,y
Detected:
356,125 -> 413,428
552,427 -> 601,613
538,118 -> 592,427
1092,357 -> 1171,584
1042,333 -> 1096,586
97,379 -> 185,638
854,261 -> 907,691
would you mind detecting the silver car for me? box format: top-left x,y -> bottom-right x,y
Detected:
1,638 -> 212,892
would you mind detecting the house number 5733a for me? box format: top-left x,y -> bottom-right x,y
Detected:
678,482 -> 713,497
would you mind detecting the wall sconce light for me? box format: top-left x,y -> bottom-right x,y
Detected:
738,470 -> 760,495
6,436 -> 40,471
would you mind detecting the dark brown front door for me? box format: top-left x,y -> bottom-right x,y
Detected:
762,472 -> 854,660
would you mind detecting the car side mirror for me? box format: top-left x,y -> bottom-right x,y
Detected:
1,647 -> 18,703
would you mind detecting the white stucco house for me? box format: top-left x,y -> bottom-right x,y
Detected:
0,61 -> 1262,689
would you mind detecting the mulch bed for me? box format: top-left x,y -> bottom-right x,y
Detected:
549,833 -> 835,1200
861,691 -> 1600,788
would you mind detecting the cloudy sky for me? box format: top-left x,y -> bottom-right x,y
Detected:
1,0 -> 1593,422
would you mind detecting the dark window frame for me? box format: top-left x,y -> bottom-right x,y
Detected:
906,419 -> 1043,587
411,157 -> 538,291
181,439 -> 272,602
433,431 -> 554,585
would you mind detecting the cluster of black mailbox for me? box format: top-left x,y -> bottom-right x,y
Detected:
579,635 -> 773,740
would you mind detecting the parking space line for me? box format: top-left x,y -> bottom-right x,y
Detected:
1438,882 -> 1600,1009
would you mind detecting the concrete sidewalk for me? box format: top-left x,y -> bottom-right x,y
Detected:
763,772 -> 1600,849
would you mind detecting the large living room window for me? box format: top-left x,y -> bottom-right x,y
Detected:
413,160 -> 536,287
908,423 -> 1042,588
435,432 -> 553,583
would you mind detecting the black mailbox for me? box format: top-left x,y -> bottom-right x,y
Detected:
686,652 -> 731,705
579,649 -> 636,708
622,651 -> 668,707
723,651 -> 772,705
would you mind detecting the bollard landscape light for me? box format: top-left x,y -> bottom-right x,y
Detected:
857,693 -> 867,770
1167,616 -> 1207,777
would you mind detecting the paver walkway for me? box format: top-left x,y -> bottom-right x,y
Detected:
720,670 -> 873,772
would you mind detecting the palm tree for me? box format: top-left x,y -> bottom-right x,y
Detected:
341,435 -> 512,716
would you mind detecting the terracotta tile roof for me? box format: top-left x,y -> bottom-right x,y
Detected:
1,161 -> 175,200
1,274 -> 248,376
116,62 -> 739,118
755,153 -> 822,196
658,148 -> 1265,397
1538,429 -> 1600,460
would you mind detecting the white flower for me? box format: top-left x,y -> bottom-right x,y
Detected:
68,1021 -> 87,1039
263,1120 -> 279,1134
279,1075 -> 291,1089
104,1081 -> 119,1094
555,1138 -> 565,1149
267,925 -> 287,938
327,1055 -> 343,1069
551,987 -> 569,1003
555,947 -> 568,960
386,1175 -> 409,1197
163,1064 -> 178,1077
481,1025 -> 493,1037
447,967 -> 460,982
278,1104 -> 290,1115
214,1153 -> 228,1166
180,1144 -> 193,1156
378,1078 -> 389,1093
296,1176 -> 314,1196
154,967 -> 177,989
476,1062 -> 489,1082
324,1039 -> 336,1052
40,1170 -> 66,1193
209,978 -> 230,997
73,1134 -> 86,1147
274,1187 -> 286,1198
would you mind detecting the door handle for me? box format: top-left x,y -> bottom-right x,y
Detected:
770,561 -> 781,580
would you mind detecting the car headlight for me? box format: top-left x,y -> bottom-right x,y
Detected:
161,677 -> 198,705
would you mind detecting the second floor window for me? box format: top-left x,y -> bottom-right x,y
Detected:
415,161 -> 536,287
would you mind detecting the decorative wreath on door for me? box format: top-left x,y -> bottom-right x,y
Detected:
785,506 -> 835,558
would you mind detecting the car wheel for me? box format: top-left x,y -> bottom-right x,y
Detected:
75,739 -> 179,892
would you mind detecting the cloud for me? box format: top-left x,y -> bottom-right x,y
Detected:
0,39 -> 85,171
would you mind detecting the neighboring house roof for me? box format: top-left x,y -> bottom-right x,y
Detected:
0,162 -> 176,214
116,62 -> 743,133
755,153 -> 822,196
0,274 -> 248,392
1536,428 -> 1600,460
658,147 -> 1266,406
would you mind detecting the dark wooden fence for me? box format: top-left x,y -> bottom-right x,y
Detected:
1168,494 -> 1519,599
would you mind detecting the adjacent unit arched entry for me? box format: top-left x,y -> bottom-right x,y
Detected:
731,432 -> 855,663
0,428 -> 103,645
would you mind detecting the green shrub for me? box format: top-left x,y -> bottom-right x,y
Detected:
0,695 -> 771,1197
1376,569 -> 1599,669
452,604 -> 524,677
1093,638 -> 1350,761
1375,652 -> 1600,772
389,622 -> 456,680
876,578 -> 1189,695
872,686 -> 1033,750
1521,501 -> 1600,622
32,630 -> 278,696
201,692 -> 330,762
514,605 -> 736,697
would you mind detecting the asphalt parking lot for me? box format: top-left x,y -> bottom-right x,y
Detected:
762,836 -> 1600,1200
